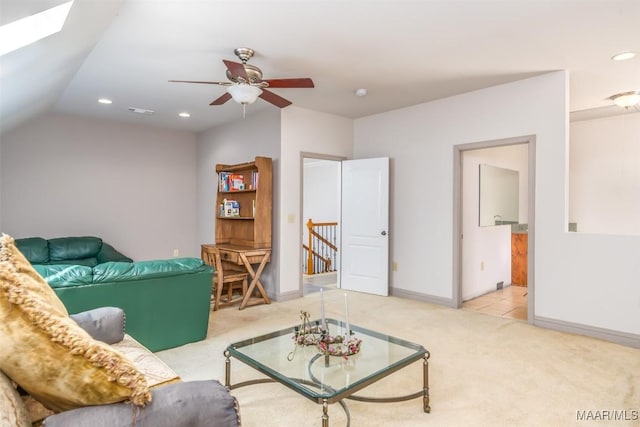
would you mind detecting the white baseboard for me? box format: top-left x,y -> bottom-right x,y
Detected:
534,316 -> 640,349
391,287 -> 640,349
273,289 -> 303,302
391,287 -> 456,308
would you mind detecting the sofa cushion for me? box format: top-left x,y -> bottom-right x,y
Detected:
97,242 -> 133,264
93,258 -> 207,283
48,257 -> 99,267
0,234 -> 151,412
34,264 -> 94,287
42,380 -> 241,427
14,237 -> 49,264
111,335 -> 181,389
48,236 -> 103,263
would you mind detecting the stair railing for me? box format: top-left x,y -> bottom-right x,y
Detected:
303,219 -> 338,275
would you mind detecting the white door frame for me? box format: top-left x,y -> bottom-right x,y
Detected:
299,152 -> 346,293
452,135 -> 536,324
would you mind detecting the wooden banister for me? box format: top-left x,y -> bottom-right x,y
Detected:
305,219 -> 338,275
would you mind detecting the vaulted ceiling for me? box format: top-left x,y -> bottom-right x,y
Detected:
1,0 -> 639,135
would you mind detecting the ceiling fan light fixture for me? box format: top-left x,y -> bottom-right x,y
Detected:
609,91 -> 640,108
227,84 -> 262,105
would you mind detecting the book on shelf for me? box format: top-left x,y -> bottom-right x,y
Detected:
230,174 -> 245,191
218,172 -> 229,192
218,172 -> 246,192
222,199 -> 240,217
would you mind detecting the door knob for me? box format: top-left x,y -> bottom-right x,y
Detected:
381,231 -> 387,236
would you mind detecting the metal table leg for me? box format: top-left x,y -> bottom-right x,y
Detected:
224,350 -> 231,388
423,351 -> 431,413
321,399 -> 329,427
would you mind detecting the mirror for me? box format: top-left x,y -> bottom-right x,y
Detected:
479,164 -> 519,226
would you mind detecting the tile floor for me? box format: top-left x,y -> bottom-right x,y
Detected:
462,285 -> 528,321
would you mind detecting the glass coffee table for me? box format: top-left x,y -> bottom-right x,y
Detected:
224,317 -> 430,426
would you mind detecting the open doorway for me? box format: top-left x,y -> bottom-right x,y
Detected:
453,136 -> 536,324
301,154 -> 343,295
300,153 -> 390,297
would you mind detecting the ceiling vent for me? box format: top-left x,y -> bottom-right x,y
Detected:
128,107 -> 154,115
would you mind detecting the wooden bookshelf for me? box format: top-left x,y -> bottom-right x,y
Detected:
215,156 -> 272,247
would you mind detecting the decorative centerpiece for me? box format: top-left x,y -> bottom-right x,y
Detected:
288,310 -> 362,361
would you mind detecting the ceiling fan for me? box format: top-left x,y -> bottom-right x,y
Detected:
169,47 -> 314,113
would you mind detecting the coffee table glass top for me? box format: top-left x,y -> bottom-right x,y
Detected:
226,318 -> 427,402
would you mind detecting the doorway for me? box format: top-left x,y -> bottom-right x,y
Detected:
453,135 -> 536,324
300,153 -> 391,297
301,154 -> 343,295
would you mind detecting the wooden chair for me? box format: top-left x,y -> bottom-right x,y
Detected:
201,246 -> 248,311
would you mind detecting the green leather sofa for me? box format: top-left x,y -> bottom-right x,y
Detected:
15,237 -> 214,352
15,236 -> 133,266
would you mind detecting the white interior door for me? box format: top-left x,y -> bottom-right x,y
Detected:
340,157 -> 389,296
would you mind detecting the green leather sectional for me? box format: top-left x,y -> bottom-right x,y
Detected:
15,236 -> 213,352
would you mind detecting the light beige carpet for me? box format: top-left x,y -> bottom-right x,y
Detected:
157,289 -> 640,427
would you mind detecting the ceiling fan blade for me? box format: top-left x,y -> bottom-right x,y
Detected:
210,92 -> 232,106
259,89 -> 292,108
169,80 -> 230,85
263,78 -> 315,88
223,60 -> 249,82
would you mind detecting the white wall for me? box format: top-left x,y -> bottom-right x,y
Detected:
355,71 -> 640,339
462,144 -> 528,300
303,159 -> 341,226
570,112 -> 640,235
0,112 -> 198,260
280,106 -> 353,296
196,109 -> 281,296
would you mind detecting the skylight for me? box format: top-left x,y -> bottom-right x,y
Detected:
0,1 -> 74,56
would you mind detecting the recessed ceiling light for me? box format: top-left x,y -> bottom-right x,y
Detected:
355,88 -> 367,97
611,51 -> 636,61
97,98 -> 112,104
178,112 -> 191,118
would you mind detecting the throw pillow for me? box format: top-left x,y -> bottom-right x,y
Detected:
70,307 -> 126,345
0,235 -> 67,315
0,234 -> 151,412
0,370 -> 30,427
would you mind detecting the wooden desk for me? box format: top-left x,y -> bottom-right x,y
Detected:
201,244 -> 271,309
